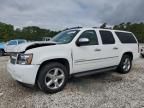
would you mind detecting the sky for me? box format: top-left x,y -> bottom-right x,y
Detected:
0,0 -> 144,30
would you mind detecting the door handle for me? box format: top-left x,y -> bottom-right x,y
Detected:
94,48 -> 101,51
113,47 -> 118,50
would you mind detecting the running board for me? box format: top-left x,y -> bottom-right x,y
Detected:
72,66 -> 117,77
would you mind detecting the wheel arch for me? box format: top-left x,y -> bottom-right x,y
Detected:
35,58 -> 70,84
122,52 -> 133,60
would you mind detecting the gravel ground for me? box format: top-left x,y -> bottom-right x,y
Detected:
0,56 -> 144,108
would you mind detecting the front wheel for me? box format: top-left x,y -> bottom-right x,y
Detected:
37,62 -> 68,93
117,55 -> 132,74
141,53 -> 144,58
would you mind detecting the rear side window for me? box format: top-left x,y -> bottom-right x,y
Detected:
115,32 -> 137,43
99,30 -> 115,44
18,40 -> 25,44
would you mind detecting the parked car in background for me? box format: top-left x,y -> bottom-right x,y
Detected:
5,39 -> 27,53
42,37 -> 51,41
0,42 -> 5,56
7,27 -> 139,93
141,47 -> 144,57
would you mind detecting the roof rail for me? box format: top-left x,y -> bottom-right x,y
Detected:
63,26 -> 83,31
92,27 -> 99,29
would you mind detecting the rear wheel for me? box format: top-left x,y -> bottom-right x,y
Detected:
117,55 -> 132,74
37,62 -> 68,93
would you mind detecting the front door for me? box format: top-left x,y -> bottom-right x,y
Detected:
72,30 -> 103,73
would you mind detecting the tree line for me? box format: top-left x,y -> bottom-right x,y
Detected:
0,22 -> 144,43
0,22 -> 59,42
113,22 -> 144,43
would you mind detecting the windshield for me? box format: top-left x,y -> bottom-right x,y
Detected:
51,30 -> 79,44
8,40 -> 17,45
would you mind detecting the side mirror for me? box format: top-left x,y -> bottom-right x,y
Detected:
77,38 -> 90,46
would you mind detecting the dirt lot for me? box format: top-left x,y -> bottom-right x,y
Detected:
0,56 -> 144,108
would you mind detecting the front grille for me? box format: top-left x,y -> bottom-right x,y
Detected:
10,53 -> 18,64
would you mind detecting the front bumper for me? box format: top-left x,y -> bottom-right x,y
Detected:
7,61 -> 40,85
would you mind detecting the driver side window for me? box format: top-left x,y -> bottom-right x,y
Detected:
79,30 -> 98,45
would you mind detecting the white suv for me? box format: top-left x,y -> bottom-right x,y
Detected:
7,27 -> 139,93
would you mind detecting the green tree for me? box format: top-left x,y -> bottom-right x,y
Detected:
113,22 -> 144,43
0,22 -> 14,41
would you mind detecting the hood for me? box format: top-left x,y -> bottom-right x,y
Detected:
13,41 -> 57,53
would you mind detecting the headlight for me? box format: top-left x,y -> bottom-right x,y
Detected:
17,53 -> 33,65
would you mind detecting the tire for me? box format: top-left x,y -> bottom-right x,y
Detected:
141,54 -> 144,58
37,62 -> 68,93
117,55 -> 132,74
0,49 -> 4,56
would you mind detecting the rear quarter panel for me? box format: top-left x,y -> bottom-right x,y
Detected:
114,31 -> 139,61
120,44 -> 139,60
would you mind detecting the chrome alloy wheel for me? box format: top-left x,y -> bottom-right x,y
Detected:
45,68 -> 65,90
123,58 -> 131,72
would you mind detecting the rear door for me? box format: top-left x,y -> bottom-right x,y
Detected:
98,30 -> 120,67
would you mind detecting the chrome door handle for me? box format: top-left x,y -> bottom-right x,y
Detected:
113,47 -> 118,50
94,49 -> 101,51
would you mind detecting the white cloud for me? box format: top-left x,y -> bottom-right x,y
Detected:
0,0 -> 144,30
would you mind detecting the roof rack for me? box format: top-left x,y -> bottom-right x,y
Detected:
63,27 -> 83,31
92,27 -> 99,28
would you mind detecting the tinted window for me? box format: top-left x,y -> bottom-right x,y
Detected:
100,31 -> 115,44
79,30 -> 98,45
18,40 -> 25,44
8,41 -> 17,45
115,32 -> 137,43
